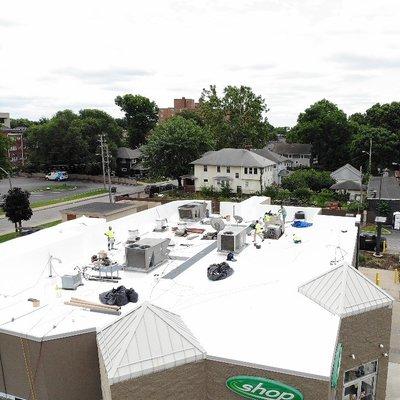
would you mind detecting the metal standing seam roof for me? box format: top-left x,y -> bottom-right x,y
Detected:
191,148 -> 276,168
97,302 -> 205,385
330,164 -> 362,181
298,264 -> 393,317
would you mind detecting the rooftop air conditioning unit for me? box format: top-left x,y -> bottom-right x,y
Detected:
125,238 -> 171,272
178,202 -> 207,221
217,225 -> 248,253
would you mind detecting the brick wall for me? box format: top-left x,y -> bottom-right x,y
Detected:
332,306 -> 392,400
111,361 -> 206,400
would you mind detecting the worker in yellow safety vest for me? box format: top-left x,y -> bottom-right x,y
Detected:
104,226 -> 115,250
263,212 -> 271,224
253,220 -> 264,244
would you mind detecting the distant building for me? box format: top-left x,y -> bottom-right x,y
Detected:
267,142 -> 312,167
190,148 -> 277,194
331,164 -> 362,184
116,147 -> 148,178
1,125 -> 28,167
0,112 -> 11,128
158,97 -> 198,122
330,164 -> 365,201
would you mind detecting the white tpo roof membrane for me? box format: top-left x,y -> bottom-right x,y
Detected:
0,197 -> 388,380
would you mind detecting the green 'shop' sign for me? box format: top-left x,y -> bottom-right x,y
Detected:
226,376 -> 304,400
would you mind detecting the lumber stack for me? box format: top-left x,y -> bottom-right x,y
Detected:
65,297 -> 121,315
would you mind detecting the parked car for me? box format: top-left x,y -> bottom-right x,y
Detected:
45,171 -> 69,181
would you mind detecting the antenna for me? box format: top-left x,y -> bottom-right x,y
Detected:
233,215 -> 243,224
211,218 -> 225,233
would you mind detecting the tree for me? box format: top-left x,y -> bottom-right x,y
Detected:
364,102 -> 400,134
281,169 -> 334,192
142,116 -> 214,186
287,99 -> 351,170
26,109 -> 123,173
199,85 -> 272,149
349,124 -> 400,172
176,109 -> 205,127
115,94 -> 159,148
0,133 -> 10,173
10,118 -> 37,128
2,187 -> 33,232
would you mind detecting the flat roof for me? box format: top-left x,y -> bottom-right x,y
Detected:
62,201 -> 139,214
0,197 -> 388,380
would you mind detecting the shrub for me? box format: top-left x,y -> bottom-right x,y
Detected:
282,169 -> 334,192
200,185 -> 216,198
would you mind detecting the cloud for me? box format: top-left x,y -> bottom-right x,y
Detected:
53,67 -> 154,84
330,53 -> 400,70
0,18 -> 19,27
227,63 -> 275,72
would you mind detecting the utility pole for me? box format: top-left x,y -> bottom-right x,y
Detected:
99,135 -> 107,190
105,141 -> 113,203
368,137 -> 372,175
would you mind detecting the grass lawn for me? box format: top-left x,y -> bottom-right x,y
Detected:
31,183 -> 78,192
361,225 -> 392,235
30,188 -> 108,208
0,219 -> 62,243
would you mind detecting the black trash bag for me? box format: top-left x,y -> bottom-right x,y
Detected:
126,288 -> 139,303
207,262 -> 234,281
99,285 -> 137,306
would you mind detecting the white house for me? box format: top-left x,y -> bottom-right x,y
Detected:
330,163 -> 362,183
267,142 -> 312,167
330,164 -> 364,201
252,148 -> 292,184
190,148 -> 277,194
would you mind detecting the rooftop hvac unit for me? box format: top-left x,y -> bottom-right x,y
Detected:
61,272 -> 83,290
217,225 -> 248,253
125,238 -> 170,272
178,202 -> 207,221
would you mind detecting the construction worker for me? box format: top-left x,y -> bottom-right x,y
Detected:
278,204 -> 287,224
263,211 -> 271,225
104,226 -> 115,250
293,233 -> 301,244
253,220 -> 264,243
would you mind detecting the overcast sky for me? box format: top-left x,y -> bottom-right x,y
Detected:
1,0 -> 400,127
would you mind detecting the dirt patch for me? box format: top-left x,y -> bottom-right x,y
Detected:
359,251 -> 400,270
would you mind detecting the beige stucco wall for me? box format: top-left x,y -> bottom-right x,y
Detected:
194,164 -> 275,194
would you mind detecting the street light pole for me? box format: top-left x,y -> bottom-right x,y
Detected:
368,137 -> 372,175
0,167 -> 12,190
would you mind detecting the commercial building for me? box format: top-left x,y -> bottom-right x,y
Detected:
60,201 -> 149,222
0,197 -> 393,400
158,97 -> 198,122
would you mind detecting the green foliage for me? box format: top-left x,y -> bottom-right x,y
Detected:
260,185 -> 290,201
349,123 -> 399,172
287,99 -> 351,170
10,118 -> 37,128
364,102 -> 400,133
310,189 -> 338,207
377,200 -> 391,217
199,85 -> 273,149
292,187 -> 312,202
281,169 -> 334,192
200,185 -> 217,197
345,201 -> 365,213
26,109 -> 123,173
219,183 -> 233,198
115,94 -> 158,148
0,134 -> 10,173
2,187 -> 33,231
176,109 -> 204,127
142,116 -> 214,185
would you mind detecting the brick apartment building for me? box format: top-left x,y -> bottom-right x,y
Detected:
158,97 -> 199,122
0,112 -> 27,167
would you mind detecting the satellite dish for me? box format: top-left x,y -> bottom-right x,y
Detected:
211,218 -> 225,232
233,215 -> 243,224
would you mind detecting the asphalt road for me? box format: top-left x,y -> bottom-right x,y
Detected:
0,177 -> 105,201
0,177 -> 146,234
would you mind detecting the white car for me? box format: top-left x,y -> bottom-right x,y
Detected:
45,171 -> 69,181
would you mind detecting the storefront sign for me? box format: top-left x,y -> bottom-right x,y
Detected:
331,343 -> 343,389
226,376 -> 304,400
